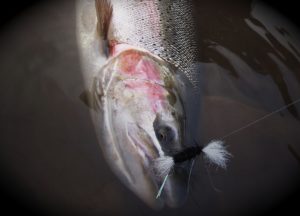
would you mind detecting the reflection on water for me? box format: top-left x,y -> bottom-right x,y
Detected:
194,1 -> 300,116
190,1 -> 300,215
0,0 -> 299,215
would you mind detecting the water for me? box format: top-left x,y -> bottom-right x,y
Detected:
0,0 -> 299,215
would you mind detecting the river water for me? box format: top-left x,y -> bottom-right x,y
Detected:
0,0 -> 299,215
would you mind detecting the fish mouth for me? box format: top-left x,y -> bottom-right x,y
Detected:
99,86 -> 189,208
99,83 -> 188,208
119,123 -> 189,208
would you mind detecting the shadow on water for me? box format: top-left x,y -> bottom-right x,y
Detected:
189,0 -> 300,215
0,1 -> 111,215
193,0 -> 300,117
0,0 -> 299,216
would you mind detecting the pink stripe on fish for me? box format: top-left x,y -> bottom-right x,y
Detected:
115,49 -> 166,113
137,59 -> 161,81
124,80 -> 166,113
117,49 -> 161,81
118,50 -> 142,74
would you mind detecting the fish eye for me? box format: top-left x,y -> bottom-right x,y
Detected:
155,125 -> 175,144
153,115 -> 178,153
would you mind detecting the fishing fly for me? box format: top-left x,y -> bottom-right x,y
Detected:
154,98 -> 300,198
154,140 -> 231,198
155,140 -> 230,177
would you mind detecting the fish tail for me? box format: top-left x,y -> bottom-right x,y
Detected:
95,0 -> 113,39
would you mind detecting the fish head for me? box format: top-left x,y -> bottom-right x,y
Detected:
94,48 -> 189,208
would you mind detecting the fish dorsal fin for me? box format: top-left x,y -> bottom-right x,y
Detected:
95,0 -> 113,39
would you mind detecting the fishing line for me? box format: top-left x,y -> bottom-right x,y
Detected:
220,98 -> 300,140
186,159 -> 196,197
156,159 -> 195,199
155,98 -> 300,198
155,140 -> 230,198
156,174 -> 169,199
205,166 -> 222,193
198,98 -> 300,194
196,98 -> 300,195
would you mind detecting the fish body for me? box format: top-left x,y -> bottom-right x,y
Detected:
95,47 -> 187,208
96,0 -> 199,86
88,0 -> 199,208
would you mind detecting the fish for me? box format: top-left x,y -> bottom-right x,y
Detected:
93,48 -> 189,208
77,0 -> 232,209
78,0 -> 202,209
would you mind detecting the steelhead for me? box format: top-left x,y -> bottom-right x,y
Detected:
82,0 -> 200,208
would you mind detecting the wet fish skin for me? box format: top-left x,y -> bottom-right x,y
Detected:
91,0 -> 198,208
93,47 -> 188,208
96,0 -> 199,86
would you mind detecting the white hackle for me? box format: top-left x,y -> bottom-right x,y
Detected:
202,140 -> 231,169
153,156 -> 175,177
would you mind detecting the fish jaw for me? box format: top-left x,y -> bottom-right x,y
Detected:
94,49 -> 188,208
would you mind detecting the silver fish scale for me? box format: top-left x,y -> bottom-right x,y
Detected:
110,0 -> 199,87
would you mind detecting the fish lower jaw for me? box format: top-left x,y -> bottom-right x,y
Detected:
127,132 -> 156,168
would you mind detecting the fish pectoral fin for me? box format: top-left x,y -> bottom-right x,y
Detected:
79,90 -> 93,108
79,89 -> 101,111
79,75 -> 105,111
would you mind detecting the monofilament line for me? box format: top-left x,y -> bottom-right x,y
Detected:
186,159 -> 196,197
155,98 -> 300,199
155,141 -> 230,198
156,174 -> 169,199
221,98 -> 300,140
156,159 -> 195,199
